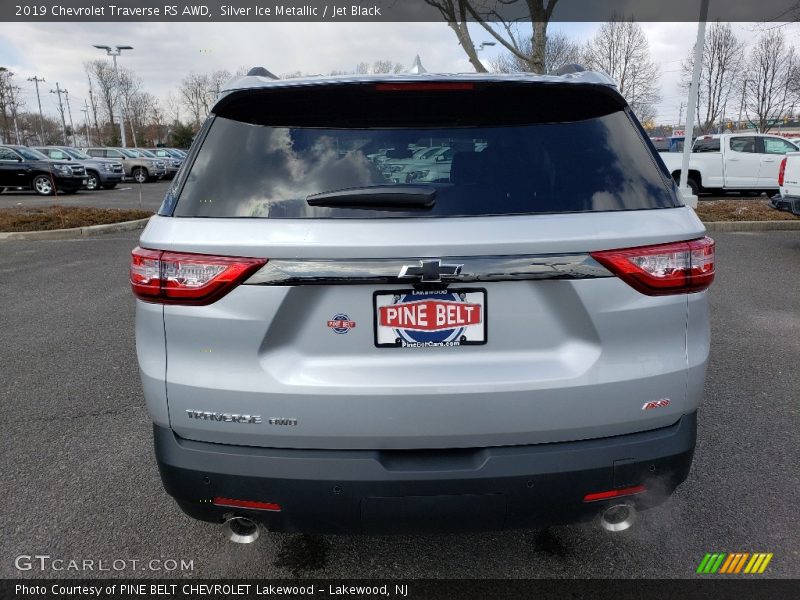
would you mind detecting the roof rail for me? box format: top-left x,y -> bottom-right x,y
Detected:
246,67 -> 279,80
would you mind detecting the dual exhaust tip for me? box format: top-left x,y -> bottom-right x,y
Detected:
598,503 -> 637,532
221,504 -> 637,542
223,515 -> 260,544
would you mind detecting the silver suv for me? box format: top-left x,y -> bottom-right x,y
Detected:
132,71 -> 714,537
84,147 -> 167,183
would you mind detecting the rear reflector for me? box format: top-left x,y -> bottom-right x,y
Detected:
131,247 -> 266,305
583,484 -> 646,503
778,157 -> 787,187
212,497 -> 281,512
591,237 -> 714,296
375,82 -> 474,91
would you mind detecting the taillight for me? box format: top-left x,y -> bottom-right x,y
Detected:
130,247 -> 266,305
591,237 -> 715,296
778,157 -> 787,186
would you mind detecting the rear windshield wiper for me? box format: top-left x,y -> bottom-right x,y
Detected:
306,185 -> 436,210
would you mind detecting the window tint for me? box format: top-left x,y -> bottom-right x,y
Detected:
763,137 -> 797,155
730,137 -> 756,153
174,110 -> 678,219
0,147 -> 19,160
693,138 -> 720,152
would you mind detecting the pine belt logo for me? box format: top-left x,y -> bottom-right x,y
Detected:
375,289 -> 486,348
696,552 -> 773,574
328,313 -> 356,334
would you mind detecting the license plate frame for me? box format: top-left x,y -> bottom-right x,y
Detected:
373,288 -> 487,349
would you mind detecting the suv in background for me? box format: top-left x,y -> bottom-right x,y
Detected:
133,71 -> 714,538
34,146 -> 124,190
137,148 -> 182,179
83,147 -> 166,183
0,145 -> 86,195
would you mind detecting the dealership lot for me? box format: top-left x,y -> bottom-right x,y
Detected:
0,181 -> 170,212
0,226 -> 798,579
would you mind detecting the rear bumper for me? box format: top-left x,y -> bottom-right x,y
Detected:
154,412 -> 696,534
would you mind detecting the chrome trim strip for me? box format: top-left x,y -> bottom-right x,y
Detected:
245,254 -> 611,286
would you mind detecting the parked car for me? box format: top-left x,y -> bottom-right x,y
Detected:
133,70 -> 714,538
137,148 -> 182,179
0,145 -> 86,195
82,147 -> 167,183
769,151 -> 800,214
33,146 -> 124,190
660,133 -> 799,195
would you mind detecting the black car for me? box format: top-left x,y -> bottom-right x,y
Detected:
0,146 -> 87,195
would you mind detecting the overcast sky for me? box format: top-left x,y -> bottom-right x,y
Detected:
0,21 -> 797,126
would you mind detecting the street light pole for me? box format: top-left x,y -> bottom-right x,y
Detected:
28,75 -> 46,144
93,44 -> 134,147
678,0 -> 709,208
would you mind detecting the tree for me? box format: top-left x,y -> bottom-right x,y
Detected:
743,30 -> 796,133
583,17 -> 661,123
680,22 -> 744,134
0,68 -> 24,144
171,121 -> 195,149
424,0 -> 560,74
85,59 -> 120,144
490,31 -> 581,74
355,60 -> 405,74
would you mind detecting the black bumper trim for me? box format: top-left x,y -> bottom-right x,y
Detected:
154,412 -> 696,534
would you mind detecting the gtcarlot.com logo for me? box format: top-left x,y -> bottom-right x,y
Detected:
15,554 -> 194,572
696,552 -> 773,574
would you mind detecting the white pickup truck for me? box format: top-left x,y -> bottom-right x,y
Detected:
659,133 -> 799,195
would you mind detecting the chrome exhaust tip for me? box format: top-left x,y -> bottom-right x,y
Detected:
598,503 -> 637,532
223,515 -> 260,544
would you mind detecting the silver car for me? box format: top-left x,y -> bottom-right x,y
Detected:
133,70 -> 714,538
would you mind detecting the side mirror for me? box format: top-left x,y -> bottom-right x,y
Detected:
17,156 -> 23,162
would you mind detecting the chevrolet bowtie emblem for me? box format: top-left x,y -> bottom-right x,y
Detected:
398,259 -> 463,283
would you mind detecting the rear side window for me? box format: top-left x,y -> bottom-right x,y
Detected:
173,83 -> 679,219
693,138 -> 720,152
730,137 -> 757,153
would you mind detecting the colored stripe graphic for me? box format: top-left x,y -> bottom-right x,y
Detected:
696,554 -> 712,574
697,552 -> 772,574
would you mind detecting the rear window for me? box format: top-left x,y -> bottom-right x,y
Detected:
171,83 -> 679,219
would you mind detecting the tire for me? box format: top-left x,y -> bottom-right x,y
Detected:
32,174 -> 55,196
101,183 -> 118,190
85,171 -> 100,191
132,167 -> 148,184
686,178 -> 700,196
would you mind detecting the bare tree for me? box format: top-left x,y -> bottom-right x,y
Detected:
490,30 -> 581,74
680,22 -> 744,133
583,17 -> 661,123
0,68 -> 24,144
425,0 -> 560,74
85,59 -> 119,144
179,73 -> 211,126
743,30 -> 796,133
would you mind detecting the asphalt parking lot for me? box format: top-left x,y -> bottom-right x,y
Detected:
1,226 -> 798,579
0,180 -> 170,212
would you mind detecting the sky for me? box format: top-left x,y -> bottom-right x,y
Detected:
0,20 -> 798,126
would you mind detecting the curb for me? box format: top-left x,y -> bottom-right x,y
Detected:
0,217 -> 150,241
702,220 -> 800,232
